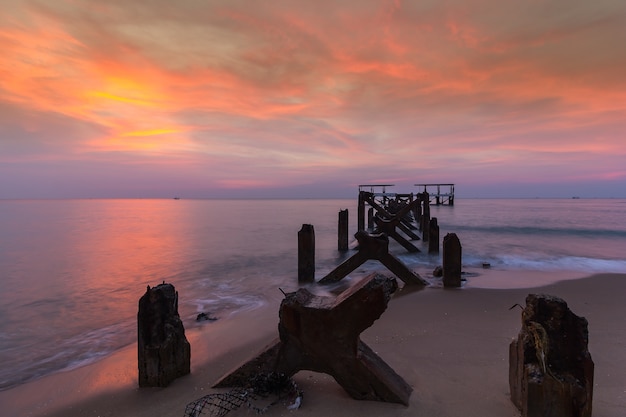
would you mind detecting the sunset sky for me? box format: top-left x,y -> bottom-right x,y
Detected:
1,0 -> 625,198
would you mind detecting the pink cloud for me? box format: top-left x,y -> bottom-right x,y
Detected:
0,0 -> 625,198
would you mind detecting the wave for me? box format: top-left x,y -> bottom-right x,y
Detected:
0,321 -> 134,391
0,288 -> 270,392
188,293 -> 267,323
462,253 -> 626,273
448,224 -> 626,239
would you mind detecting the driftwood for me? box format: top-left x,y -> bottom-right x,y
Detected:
214,273 -> 413,405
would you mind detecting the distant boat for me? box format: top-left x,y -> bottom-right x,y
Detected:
572,196 -> 580,199
173,197 -> 181,200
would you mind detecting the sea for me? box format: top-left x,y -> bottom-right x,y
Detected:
0,198 -> 625,391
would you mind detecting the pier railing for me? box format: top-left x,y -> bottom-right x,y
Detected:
414,183 -> 454,206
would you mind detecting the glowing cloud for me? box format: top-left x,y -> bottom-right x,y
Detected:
1,0 -> 625,198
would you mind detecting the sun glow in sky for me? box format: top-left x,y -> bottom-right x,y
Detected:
1,0 -> 625,198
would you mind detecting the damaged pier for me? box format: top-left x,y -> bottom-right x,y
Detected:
414,183 -> 455,206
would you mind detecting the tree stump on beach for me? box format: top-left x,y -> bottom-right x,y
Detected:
214,273 -> 413,405
137,282 -> 191,387
442,233 -> 462,287
509,294 -> 594,417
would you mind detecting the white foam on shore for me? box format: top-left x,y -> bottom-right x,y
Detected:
462,254 -> 626,274
188,292 -> 268,322
0,320 -> 136,391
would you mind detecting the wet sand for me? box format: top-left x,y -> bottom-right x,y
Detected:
2,272 -> 624,417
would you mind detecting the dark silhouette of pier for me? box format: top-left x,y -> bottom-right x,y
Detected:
414,183 -> 455,206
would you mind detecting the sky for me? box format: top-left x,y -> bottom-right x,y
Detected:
1,0 -> 625,199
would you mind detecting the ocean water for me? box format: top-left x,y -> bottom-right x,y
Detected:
0,198 -> 625,391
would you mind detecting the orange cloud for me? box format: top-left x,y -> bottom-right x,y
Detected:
1,0 -> 625,197
121,129 -> 181,137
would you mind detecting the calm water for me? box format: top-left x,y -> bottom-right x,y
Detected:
0,198 -> 625,390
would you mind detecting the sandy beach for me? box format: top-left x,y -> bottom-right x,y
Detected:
2,272 -> 624,417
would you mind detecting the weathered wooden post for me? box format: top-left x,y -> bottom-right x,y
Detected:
442,233 -> 462,287
409,193 -> 418,227
357,191 -> 366,231
214,273 -> 413,405
298,224 -> 315,283
415,193 -> 423,231
509,294 -> 594,417
449,184 -> 455,206
138,282 -> 190,387
421,192 -> 431,242
319,231 -> 427,286
338,209 -> 349,251
367,207 -> 374,230
428,217 -> 439,254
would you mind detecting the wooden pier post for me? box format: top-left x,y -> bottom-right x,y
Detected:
442,233 -> 462,287
138,283 -> 190,387
421,192 -> 431,242
298,224 -> 315,284
449,184 -> 455,206
367,207 -> 374,230
410,193 -> 418,228
509,294 -> 593,417
415,193 -> 423,231
319,231 -> 428,286
428,217 -> 439,254
338,209 -> 349,251
214,274 -> 413,405
414,183 -> 455,206
357,191 -> 366,231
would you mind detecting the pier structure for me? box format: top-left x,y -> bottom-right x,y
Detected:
414,183 -> 455,206
356,185 -> 424,253
358,184 -> 395,194
357,185 -> 418,232
358,184 -> 396,231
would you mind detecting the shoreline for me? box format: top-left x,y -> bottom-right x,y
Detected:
2,271 -> 625,416
461,266 -> 590,289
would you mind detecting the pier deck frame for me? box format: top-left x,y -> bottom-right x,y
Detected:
414,183 -> 455,206
358,184 -> 396,231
